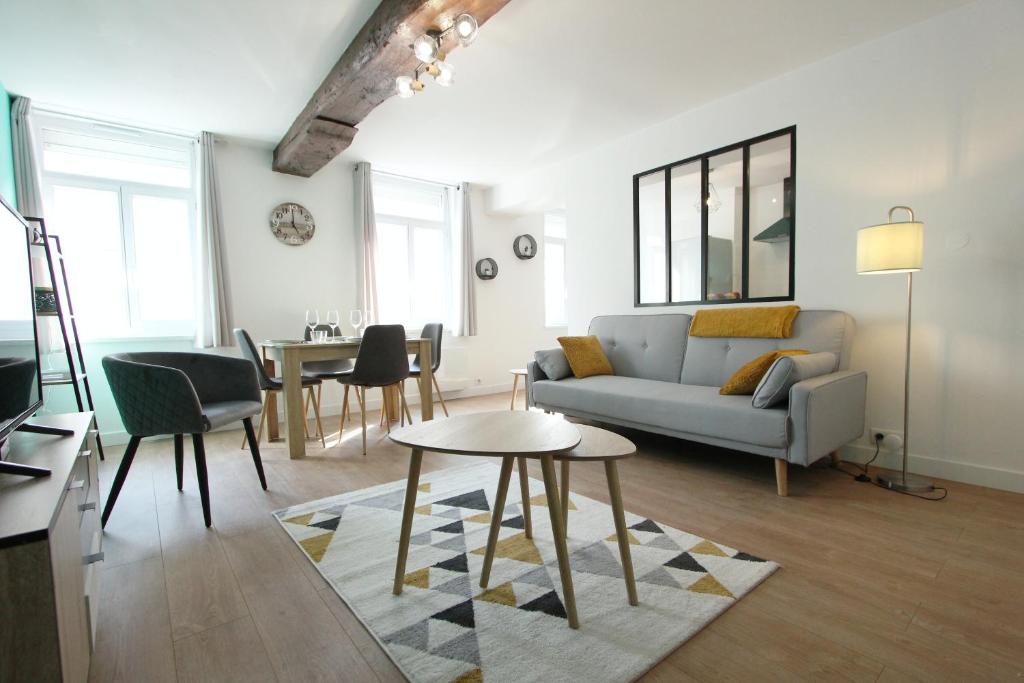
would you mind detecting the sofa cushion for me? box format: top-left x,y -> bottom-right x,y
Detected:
588,314 -> 692,383
532,375 -> 788,448
534,348 -> 572,380
752,352 -> 838,408
558,335 -> 614,378
201,400 -> 263,431
680,310 -> 851,387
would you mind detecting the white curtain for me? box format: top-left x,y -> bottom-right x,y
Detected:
454,183 -> 477,336
10,97 -> 44,219
355,162 -> 379,321
195,132 -> 234,348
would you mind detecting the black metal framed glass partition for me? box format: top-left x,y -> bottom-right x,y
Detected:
633,126 -> 795,306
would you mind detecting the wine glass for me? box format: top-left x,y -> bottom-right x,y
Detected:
326,310 -> 340,340
305,309 -> 320,342
349,309 -> 363,337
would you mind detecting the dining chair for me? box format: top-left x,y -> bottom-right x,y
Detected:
338,324 -> 411,455
235,328 -> 327,448
101,352 -> 266,528
408,322 -> 448,416
302,323 -> 354,429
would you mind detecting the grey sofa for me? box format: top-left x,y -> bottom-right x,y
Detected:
527,310 -> 866,496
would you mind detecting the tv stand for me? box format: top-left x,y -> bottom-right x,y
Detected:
0,412 -> 101,681
0,422 -> 75,477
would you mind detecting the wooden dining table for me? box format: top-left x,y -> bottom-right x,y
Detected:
260,338 -> 434,459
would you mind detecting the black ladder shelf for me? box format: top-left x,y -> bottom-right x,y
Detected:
27,216 -> 105,461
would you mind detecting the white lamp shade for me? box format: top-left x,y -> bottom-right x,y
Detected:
856,221 -> 924,274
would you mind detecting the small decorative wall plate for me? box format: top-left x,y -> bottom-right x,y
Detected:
475,258 -> 498,280
270,203 -> 315,245
513,234 -> 537,259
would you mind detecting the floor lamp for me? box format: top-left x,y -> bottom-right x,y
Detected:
856,206 -> 934,493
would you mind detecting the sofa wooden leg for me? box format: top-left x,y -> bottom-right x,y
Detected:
774,459 -> 789,497
830,450 -> 841,466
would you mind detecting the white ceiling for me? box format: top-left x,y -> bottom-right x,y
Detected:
0,0 -> 970,186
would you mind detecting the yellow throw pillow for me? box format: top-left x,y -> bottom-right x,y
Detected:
719,349 -> 809,395
557,336 -> 614,379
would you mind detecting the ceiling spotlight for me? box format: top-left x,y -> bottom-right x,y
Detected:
434,60 -> 455,87
413,34 -> 439,63
454,13 -> 478,45
398,14 -> 477,100
395,75 -> 423,98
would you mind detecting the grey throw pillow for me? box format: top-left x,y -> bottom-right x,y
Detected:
535,348 -> 572,380
752,352 -> 837,408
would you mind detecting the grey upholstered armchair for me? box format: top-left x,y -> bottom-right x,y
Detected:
101,352 -> 266,528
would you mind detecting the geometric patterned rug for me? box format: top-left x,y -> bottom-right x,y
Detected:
274,462 -> 778,683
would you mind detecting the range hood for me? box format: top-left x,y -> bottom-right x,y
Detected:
753,217 -> 791,243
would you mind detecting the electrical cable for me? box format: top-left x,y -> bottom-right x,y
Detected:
832,436 -> 948,501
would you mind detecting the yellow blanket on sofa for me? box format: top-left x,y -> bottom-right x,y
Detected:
689,305 -> 800,338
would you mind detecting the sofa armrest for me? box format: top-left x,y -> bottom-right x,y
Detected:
526,360 -> 548,409
787,370 -> 867,466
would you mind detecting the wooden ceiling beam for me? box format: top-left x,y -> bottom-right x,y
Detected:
273,0 -> 512,177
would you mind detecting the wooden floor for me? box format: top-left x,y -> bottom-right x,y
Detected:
90,393 -> 1024,682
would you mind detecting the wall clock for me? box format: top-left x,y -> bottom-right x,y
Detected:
475,258 -> 498,280
270,202 -> 315,245
513,234 -> 537,259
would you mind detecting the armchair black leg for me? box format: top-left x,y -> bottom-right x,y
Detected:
174,434 -> 184,491
192,433 -> 212,527
101,436 -> 142,528
242,417 -> 268,490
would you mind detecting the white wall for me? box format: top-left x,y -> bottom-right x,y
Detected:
444,189 -> 567,396
494,0 -> 1024,491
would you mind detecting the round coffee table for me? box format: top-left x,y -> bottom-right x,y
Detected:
388,411 -> 639,629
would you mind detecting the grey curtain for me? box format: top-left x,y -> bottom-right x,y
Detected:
10,97 -> 44,218
195,132 -> 234,348
355,162 -> 379,320
454,183 -> 477,336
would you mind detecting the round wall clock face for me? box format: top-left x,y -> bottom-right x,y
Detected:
475,258 -> 498,280
270,202 -> 315,245
513,234 -> 537,259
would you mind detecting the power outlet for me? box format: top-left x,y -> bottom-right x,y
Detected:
871,428 -> 904,451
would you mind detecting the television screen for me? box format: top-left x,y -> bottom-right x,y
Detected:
0,195 -> 42,444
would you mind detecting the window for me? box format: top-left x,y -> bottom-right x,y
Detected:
634,127 -> 795,306
36,113 -> 198,338
373,173 -> 453,329
544,211 -> 567,327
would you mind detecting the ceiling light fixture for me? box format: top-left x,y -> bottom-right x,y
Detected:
396,14 -> 476,98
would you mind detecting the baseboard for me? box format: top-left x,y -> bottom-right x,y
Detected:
840,443 -> 1024,494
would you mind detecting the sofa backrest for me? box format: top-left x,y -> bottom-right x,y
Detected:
679,309 -> 854,387
588,314 -> 692,382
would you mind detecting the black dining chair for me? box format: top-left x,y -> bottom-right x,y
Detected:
338,324 -> 411,455
235,328 -> 327,448
302,323 -> 354,430
101,352 -> 266,528
408,322 -> 448,417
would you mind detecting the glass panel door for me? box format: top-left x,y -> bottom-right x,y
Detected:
669,161 -> 701,302
706,149 -> 744,300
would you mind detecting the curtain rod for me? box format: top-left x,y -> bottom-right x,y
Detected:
32,105 -> 199,142
368,168 -> 459,189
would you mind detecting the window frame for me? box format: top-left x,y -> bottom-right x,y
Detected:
543,211 -> 568,328
35,112 -> 198,339
632,125 -> 796,307
371,172 -> 454,331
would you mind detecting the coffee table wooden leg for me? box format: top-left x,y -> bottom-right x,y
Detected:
510,374 -> 520,410
393,448 -> 424,596
517,457 -> 533,539
560,459 -> 570,537
541,454 -> 579,629
480,456 -> 515,588
605,460 -> 639,606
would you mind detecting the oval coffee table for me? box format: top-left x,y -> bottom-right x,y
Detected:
388,411 -> 639,629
